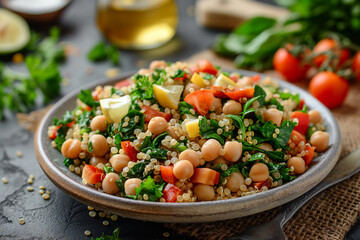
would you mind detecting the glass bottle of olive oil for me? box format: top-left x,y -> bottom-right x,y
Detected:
96,0 -> 178,50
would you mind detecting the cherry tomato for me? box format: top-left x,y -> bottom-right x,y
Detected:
352,51 -> 360,82
160,166 -> 177,184
195,60 -> 218,75
224,87 -> 254,100
141,105 -> 172,122
291,111 -> 310,135
313,39 -> 350,69
162,183 -> 181,202
252,179 -> 270,189
92,88 -> 102,101
82,165 -> 105,184
121,141 -> 138,161
309,71 -> 349,109
184,89 -> 214,115
273,48 -> 309,82
289,130 -> 307,146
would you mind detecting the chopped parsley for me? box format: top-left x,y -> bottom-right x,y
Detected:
118,109 -> 145,140
78,89 -> 100,107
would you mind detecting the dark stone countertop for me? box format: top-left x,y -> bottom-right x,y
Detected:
0,0 -> 359,239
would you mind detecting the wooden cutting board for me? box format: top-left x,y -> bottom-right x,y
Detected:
195,0 -> 289,30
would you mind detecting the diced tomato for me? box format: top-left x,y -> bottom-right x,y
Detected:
252,179 -> 270,189
195,60 -> 218,75
251,75 -> 261,83
174,72 -> 189,81
92,88 -> 102,101
83,105 -> 92,111
141,105 -> 172,122
162,183 -> 182,202
289,130 -> 307,146
211,86 -> 228,99
114,79 -> 131,89
303,145 -> 315,166
291,111 -> 310,135
160,166 -> 177,184
298,99 -> 305,110
66,121 -> 75,128
229,75 -> 239,82
224,87 -> 254,100
49,126 -> 60,140
121,141 -> 138,161
184,89 -> 214,115
191,168 -> 220,185
82,165 -> 105,185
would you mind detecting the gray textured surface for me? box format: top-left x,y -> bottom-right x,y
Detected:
0,0 -> 359,239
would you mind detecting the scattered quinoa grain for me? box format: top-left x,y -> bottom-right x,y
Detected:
89,211 -> 96,217
2,177 -> 8,184
27,186 -> 34,192
16,151 -> 23,157
103,220 -> 109,226
42,193 -> 50,200
163,232 -> 170,237
111,215 -> 118,221
84,230 -> 91,236
19,217 -> 25,225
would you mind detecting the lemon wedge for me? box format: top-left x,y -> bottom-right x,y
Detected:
190,73 -> 206,88
0,9 -> 30,54
100,95 -> 131,123
153,84 -> 184,109
213,74 -> 236,87
185,119 -> 200,138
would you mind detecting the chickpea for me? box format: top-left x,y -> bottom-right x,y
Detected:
259,143 -> 274,152
223,141 -> 242,162
89,134 -> 109,157
179,149 -> 200,167
201,139 -> 222,162
167,126 -> 179,139
263,109 -> 283,127
211,98 -> 222,114
212,156 -> 228,165
194,184 -> 215,201
148,117 -> 168,136
149,60 -> 167,70
173,160 -> 194,179
90,156 -> 107,166
226,172 -> 245,192
102,172 -> 120,194
310,131 -> 329,152
90,115 -> 107,132
309,110 -> 322,124
237,76 -> 254,88
124,178 -> 142,195
110,154 -> 130,173
183,83 -> 201,97
287,157 -> 306,174
249,163 -> 269,182
222,100 -> 242,115
61,139 -> 82,159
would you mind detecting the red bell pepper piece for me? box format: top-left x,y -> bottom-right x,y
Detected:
289,130 -> 307,146
121,141 -> 138,161
184,89 -> 214,116
252,179 -> 270,189
141,105 -> 172,122
291,111 -> 310,135
162,183 -> 182,202
224,87 -> 254,100
303,145 -> 315,166
191,168 -> 219,186
82,165 -> 105,185
160,166 -> 177,184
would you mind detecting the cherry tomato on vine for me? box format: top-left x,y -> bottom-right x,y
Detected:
313,39 -> 350,69
309,71 -> 349,109
273,48 -> 309,83
352,51 -> 360,82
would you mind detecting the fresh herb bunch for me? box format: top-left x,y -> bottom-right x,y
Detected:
88,41 -> 120,65
0,27 -> 65,119
214,0 -> 360,71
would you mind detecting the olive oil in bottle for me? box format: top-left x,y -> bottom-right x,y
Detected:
96,0 -> 178,50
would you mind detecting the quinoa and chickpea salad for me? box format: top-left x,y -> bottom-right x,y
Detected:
48,60 -> 330,202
